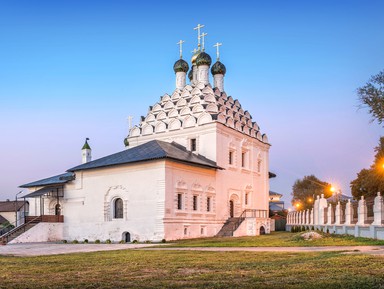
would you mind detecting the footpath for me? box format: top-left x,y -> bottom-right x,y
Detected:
1,243 -> 384,257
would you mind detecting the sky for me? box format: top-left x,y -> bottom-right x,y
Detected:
0,1 -> 383,208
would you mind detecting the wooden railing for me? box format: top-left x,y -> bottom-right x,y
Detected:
25,215 -> 64,223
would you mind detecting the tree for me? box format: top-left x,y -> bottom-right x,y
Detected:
350,137 -> 384,198
357,70 -> 384,125
291,175 -> 332,211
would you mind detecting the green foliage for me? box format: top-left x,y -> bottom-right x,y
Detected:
291,175 -> 332,211
95,239 -> 100,244
105,239 -> 112,244
62,240 -> 67,244
119,240 -> 125,244
161,239 -> 166,243
357,70 -> 384,125
351,137 -> 384,198
71,240 -> 79,244
132,240 -> 138,243
83,239 -> 88,244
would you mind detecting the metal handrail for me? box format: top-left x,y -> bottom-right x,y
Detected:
0,216 -> 41,244
233,209 -> 268,232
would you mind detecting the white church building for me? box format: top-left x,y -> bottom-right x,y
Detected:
7,26 -> 272,244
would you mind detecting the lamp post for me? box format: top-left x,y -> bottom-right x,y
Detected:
15,190 -> 23,227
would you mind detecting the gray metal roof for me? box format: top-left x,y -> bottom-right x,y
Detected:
0,201 -> 26,212
20,172 -> 75,188
68,140 -> 220,172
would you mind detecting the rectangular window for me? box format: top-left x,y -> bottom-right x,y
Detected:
190,138 -> 196,152
207,197 -> 211,212
241,152 -> 246,167
229,151 -> 233,165
193,195 -> 198,211
245,193 -> 248,205
177,193 -> 182,210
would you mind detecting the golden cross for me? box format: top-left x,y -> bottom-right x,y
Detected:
193,24 -> 205,50
176,40 -> 185,59
201,32 -> 208,51
213,42 -> 222,61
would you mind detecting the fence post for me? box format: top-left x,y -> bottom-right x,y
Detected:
373,192 -> 383,226
335,201 -> 341,225
310,208 -> 314,225
345,199 -> 353,225
327,203 -> 333,225
314,196 -> 320,225
357,196 -> 367,226
318,194 -> 328,225
306,209 -> 309,225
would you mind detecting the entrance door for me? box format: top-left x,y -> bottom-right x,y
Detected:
229,200 -> 234,218
260,226 -> 266,235
55,204 -> 61,216
125,232 -> 131,243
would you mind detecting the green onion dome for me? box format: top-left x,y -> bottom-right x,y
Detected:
188,69 -> 193,81
173,59 -> 189,73
211,61 -> 226,76
196,52 -> 212,67
191,50 -> 201,65
124,137 -> 129,147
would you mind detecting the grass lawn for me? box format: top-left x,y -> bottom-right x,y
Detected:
167,231 -> 384,247
0,250 -> 383,288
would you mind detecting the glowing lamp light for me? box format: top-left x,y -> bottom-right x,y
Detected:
330,186 -> 336,193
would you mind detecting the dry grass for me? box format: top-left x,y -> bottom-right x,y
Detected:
0,250 -> 383,288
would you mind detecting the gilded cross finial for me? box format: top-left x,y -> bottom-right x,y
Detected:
193,24 -> 205,50
213,42 -> 222,61
201,32 -> 208,51
176,40 -> 185,59
191,48 -> 197,54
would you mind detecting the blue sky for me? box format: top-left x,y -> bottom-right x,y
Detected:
0,1 -> 383,207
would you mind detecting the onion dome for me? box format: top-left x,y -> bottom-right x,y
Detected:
191,50 -> 201,65
188,69 -> 193,81
173,59 -> 189,73
211,61 -> 226,76
196,52 -> 212,67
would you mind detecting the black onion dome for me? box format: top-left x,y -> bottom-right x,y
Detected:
188,69 -> 193,81
211,61 -> 226,76
173,59 -> 189,73
196,52 -> 212,67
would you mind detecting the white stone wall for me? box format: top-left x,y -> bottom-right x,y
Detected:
61,161 -> 166,242
9,223 -> 63,244
287,193 -> 384,240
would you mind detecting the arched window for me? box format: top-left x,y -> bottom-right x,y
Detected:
114,198 -> 123,219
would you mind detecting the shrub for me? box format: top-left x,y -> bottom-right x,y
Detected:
62,240 -> 67,244
161,239 -> 166,243
119,240 -> 125,244
144,240 -> 151,244
72,240 -> 79,244
95,239 -> 101,244
105,239 -> 112,244
132,240 -> 138,243
83,239 -> 88,244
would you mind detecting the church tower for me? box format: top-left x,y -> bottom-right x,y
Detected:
173,40 -> 189,90
81,138 -> 92,164
211,42 -> 226,92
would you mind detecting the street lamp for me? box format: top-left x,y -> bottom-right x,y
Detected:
15,190 -> 23,227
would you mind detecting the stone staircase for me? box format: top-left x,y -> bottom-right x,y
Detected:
0,217 -> 41,245
216,217 -> 245,237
